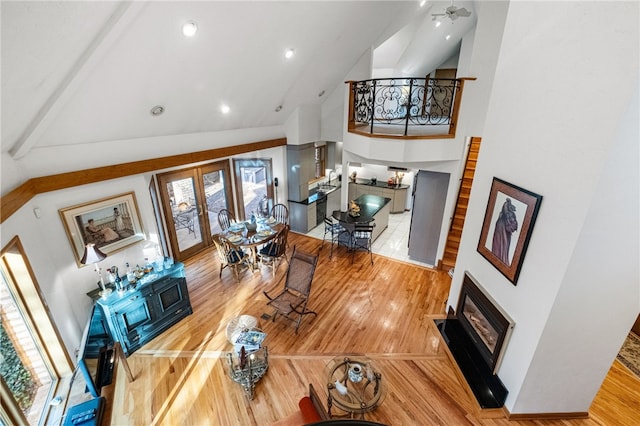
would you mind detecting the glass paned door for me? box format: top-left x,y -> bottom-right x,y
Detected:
233,159 -> 274,221
201,162 -> 234,236
158,169 -> 206,260
157,161 -> 233,261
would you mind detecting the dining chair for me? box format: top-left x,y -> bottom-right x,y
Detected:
258,224 -> 290,276
263,246 -> 319,334
350,224 -> 375,265
270,203 -> 289,224
218,209 -> 235,232
212,234 -> 249,282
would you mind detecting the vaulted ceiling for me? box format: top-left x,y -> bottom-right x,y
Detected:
1,1 -> 476,163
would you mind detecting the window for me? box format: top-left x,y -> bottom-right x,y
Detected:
1,237 -> 72,425
233,159 -> 275,220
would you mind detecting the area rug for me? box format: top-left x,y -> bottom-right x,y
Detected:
616,332 -> 640,378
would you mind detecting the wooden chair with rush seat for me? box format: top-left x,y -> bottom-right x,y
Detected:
263,246 -> 319,333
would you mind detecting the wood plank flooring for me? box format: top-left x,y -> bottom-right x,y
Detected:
109,232 -> 640,425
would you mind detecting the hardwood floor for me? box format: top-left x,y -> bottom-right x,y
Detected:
110,232 -> 640,425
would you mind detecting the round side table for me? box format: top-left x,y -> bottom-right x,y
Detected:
226,314 -> 258,344
326,356 -> 386,419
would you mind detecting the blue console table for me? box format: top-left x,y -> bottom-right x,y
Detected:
87,262 -> 192,356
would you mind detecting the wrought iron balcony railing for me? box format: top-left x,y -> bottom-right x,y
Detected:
347,77 -> 472,139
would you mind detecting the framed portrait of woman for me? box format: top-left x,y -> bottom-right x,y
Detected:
477,178 -> 542,285
59,192 -> 145,267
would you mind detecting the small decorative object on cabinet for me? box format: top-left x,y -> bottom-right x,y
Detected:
87,262 -> 192,356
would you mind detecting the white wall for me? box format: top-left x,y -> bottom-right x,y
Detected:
455,0 -> 509,137
449,1 -> 639,414
513,81 -> 639,411
284,104 -> 321,146
320,47 -> 375,144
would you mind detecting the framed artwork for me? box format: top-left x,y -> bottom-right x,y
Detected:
477,178 -> 542,284
59,192 -> 145,267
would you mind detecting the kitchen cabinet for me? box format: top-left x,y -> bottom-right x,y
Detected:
392,187 -> 407,212
288,200 -> 312,233
352,181 -> 408,213
88,263 -> 192,356
287,143 -> 316,202
306,203 -> 317,231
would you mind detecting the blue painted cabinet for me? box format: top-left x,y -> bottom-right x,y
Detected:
89,263 -> 192,356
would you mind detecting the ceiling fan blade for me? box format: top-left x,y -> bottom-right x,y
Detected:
455,7 -> 471,17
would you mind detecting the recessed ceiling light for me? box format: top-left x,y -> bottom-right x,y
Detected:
435,21 -> 441,28
445,34 -> 451,40
221,104 -> 230,114
182,21 -> 197,37
150,105 -> 165,116
284,48 -> 295,59
419,0 -> 427,7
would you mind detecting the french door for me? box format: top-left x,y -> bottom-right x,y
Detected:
233,159 -> 275,221
157,161 -> 234,261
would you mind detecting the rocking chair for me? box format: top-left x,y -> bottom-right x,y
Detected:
263,246 -> 319,334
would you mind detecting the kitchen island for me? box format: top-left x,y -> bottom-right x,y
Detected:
333,194 -> 391,243
348,179 -> 409,213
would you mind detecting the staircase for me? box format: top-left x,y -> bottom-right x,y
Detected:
440,137 -> 481,271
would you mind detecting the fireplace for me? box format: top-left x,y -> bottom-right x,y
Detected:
456,272 -> 514,373
435,271 -> 514,408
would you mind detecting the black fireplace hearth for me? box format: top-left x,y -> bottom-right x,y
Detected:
435,318 -> 508,408
435,271 -> 513,409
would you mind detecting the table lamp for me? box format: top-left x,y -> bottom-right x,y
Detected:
80,243 -> 110,297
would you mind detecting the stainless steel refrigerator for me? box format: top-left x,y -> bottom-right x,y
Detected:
408,170 -> 450,265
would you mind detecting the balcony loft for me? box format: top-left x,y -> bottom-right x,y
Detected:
343,77 -> 474,164
346,77 -> 474,140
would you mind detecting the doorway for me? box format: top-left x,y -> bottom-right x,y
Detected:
156,160 -> 234,261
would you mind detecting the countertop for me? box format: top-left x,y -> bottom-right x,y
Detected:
351,179 -> 409,189
332,194 -> 391,224
288,183 -> 342,205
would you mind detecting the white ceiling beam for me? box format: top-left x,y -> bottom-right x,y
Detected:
9,1 -> 148,159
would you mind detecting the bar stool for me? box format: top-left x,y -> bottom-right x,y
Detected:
350,224 -> 374,265
322,217 -> 345,259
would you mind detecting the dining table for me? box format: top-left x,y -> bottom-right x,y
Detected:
222,218 -> 284,271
